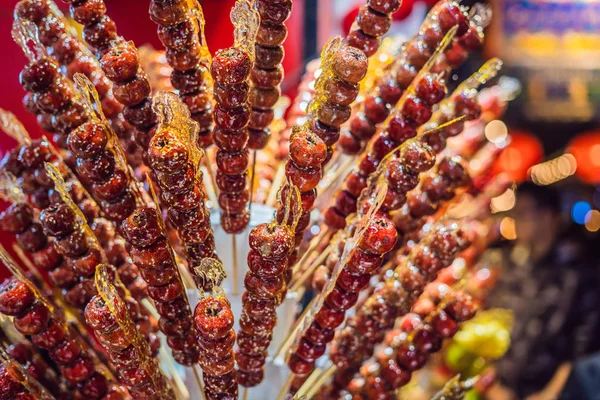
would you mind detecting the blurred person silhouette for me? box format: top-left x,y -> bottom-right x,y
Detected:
485,182 -> 600,400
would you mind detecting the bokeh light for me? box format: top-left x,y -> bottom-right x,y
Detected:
571,201 -> 592,225
485,120 -> 509,144
585,210 -> 600,232
500,217 -> 517,240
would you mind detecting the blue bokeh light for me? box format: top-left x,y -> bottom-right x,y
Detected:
571,201 -> 592,225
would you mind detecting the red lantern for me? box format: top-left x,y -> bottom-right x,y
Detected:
492,130 -> 544,183
567,132 -> 600,184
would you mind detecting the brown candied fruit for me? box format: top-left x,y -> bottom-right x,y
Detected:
61,354 -> 95,383
216,150 -> 249,176
218,191 -> 249,214
113,74 -> 151,107
166,46 -> 202,72
401,142 -> 435,173
14,302 -> 50,335
325,286 -> 359,311
15,0 -> 50,23
289,129 -> 327,169
101,45 -> 139,83
254,45 -> 285,70
346,28 -> 380,57
194,297 -> 234,340
211,48 -> 251,86
149,0 -> 189,25
16,223 -> 47,253
285,161 -> 321,193
214,104 -> 250,131
248,223 -> 293,260
67,122 -> 108,159
244,272 -> 285,299
19,58 -> 58,93
213,82 -> 249,109
33,81 -> 71,114
39,203 -> 77,237
157,19 -> 195,51
82,16 -> 117,50
255,0 -> 292,24
332,45 -> 368,84
316,101 -> 351,128
147,127 -> 189,172
31,319 -> 66,350
154,297 -> 188,320
0,204 -> 33,234
415,74 -> 446,105
357,6 -> 392,38
92,169 -> 129,201
122,98 -> 157,128
206,371 -> 237,392
75,150 -> 115,182
358,216 -> 398,254
237,368 -> 264,388
314,303 -> 345,329
337,268 -> 371,293
0,279 -> 35,316
438,3 -> 469,36
71,0 -> 106,25
288,352 -> 315,375
121,206 -> 162,248
147,278 -> 183,303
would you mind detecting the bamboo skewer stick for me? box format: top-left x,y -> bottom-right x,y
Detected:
232,234 -> 239,296
276,373 -> 295,400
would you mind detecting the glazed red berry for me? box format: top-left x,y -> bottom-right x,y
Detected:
415,74 -> 446,105
19,58 -> 59,92
358,215 -> 398,255
121,207 -> 162,248
0,203 -> 33,234
194,297 -> 234,341
289,129 -> 327,168
0,279 -> 35,316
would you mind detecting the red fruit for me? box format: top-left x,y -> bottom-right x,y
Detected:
432,311 -> 458,338
121,207 -> 162,248
415,74 -> 446,105
401,96 -> 432,126
288,352 -> 315,375
31,319 -> 66,350
380,359 -> 412,389
248,223 -> 294,260
314,304 -> 345,329
358,216 -> 398,255
0,203 -> 33,234
412,328 -> 442,353
289,129 -> 327,169
194,296 -> 234,340
395,343 -> 427,371
0,279 -> 35,316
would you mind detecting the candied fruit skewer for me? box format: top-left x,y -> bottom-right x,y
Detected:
63,75 -> 201,366
7,341 -> 69,398
287,189 -> 397,378
13,21 -> 90,163
325,55 -> 499,233
146,92 -> 219,290
210,0 -> 260,234
31,168 -> 160,356
150,0 -> 215,149
84,266 -> 174,400
357,288 -> 478,397
247,0 -> 293,150
14,0 -> 142,169
194,294 -> 239,399
236,219 -> 296,387
324,69 -> 448,232
339,0 -> 483,155
57,0 -> 159,158
327,224 -> 470,384
0,276 -> 116,398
